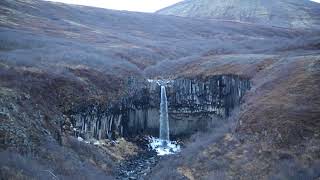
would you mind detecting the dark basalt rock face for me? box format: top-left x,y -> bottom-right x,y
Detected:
67,75 -> 250,140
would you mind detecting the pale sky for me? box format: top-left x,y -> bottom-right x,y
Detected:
46,0 -> 320,13
46,0 -> 184,13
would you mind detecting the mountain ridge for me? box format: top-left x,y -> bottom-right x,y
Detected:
157,0 -> 320,29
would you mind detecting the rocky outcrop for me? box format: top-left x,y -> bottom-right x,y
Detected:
67,75 -> 250,139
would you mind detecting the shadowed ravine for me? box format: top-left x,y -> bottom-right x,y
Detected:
114,75 -> 250,179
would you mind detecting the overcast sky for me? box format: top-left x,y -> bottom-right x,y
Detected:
46,0 -> 184,12
46,0 -> 320,13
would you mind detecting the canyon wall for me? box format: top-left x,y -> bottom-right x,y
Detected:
67,75 -> 250,139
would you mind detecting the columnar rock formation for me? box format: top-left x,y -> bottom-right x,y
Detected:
67,75 -> 250,140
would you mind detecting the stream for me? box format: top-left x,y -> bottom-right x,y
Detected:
116,150 -> 159,180
115,136 -> 181,180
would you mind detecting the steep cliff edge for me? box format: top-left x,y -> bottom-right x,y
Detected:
66,75 -> 250,140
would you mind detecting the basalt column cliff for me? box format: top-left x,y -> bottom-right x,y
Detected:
68,75 -> 250,140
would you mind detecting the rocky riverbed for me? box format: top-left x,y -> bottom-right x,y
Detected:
116,151 -> 158,180
115,136 -> 182,180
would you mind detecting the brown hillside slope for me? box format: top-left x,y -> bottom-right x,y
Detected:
149,53 -> 320,179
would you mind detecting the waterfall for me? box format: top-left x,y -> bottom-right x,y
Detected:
159,85 -> 169,141
149,83 -> 181,155
147,79 -> 180,155
147,79 -> 173,141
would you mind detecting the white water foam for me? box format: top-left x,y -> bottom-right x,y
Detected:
148,136 -> 180,156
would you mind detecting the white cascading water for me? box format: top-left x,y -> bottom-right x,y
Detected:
159,85 -> 170,141
147,79 -> 180,156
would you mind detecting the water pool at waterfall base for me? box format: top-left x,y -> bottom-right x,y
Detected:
115,136 -> 181,179
148,136 -> 181,156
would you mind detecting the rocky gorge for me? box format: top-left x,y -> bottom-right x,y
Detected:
66,75 -> 250,141
0,0 -> 319,179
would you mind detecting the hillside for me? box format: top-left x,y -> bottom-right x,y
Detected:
157,0 -> 320,29
0,0 -> 319,179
